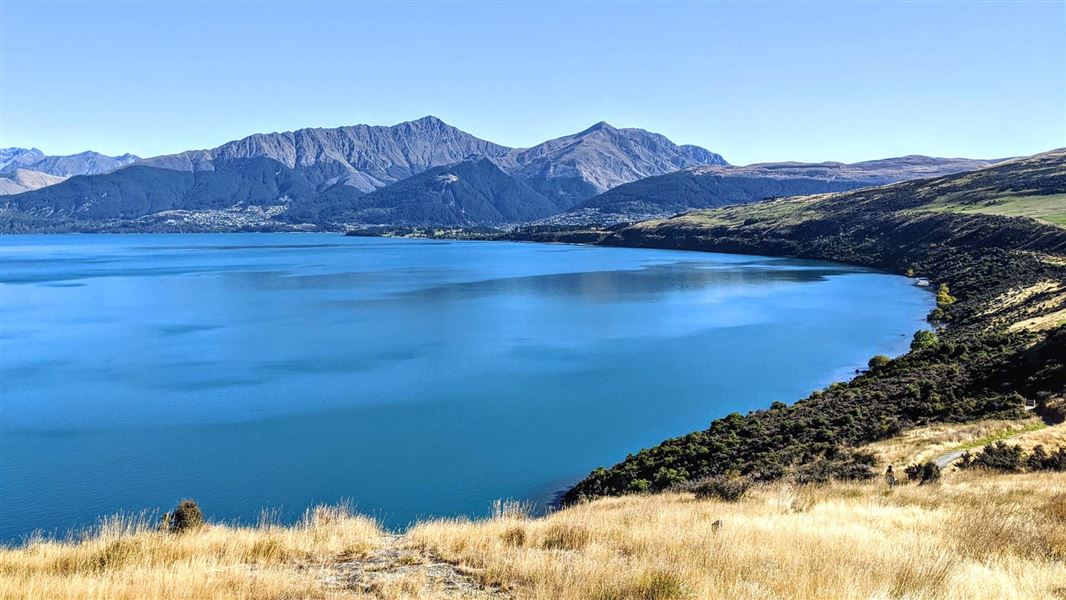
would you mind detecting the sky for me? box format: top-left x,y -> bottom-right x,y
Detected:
1,1 -> 1063,165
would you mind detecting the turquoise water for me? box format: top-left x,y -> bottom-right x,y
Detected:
0,234 -> 932,540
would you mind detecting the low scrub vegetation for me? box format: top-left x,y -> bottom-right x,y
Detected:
958,441 -> 1066,472
904,461 -> 942,484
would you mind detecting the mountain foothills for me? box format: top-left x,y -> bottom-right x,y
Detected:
565,155 -> 1003,223
0,117 -> 1005,232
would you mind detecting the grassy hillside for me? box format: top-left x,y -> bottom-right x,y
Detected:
923,192 -> 1066,226
569,156 -> 1002,222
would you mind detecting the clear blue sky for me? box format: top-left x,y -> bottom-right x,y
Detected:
1,1 -> 1063,165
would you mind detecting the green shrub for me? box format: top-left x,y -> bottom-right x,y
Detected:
627,479 -> 651,493
868,355 -> 892,370
958,442 -> 1025,472
903,461 -> 941,484
936,283 -> 956,307
1026,445 -> 1066,471
910,330 -> 939,351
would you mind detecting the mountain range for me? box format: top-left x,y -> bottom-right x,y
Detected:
0,117 -> 1003,232
0,148 -> 140,195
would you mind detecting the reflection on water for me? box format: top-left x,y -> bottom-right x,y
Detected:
0,234 -> 932,540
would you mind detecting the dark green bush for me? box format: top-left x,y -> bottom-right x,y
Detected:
868,355 -> 892,370
958,442 -> 1025,472
161,499 -> 204,533
903,461 -> 941,484
1026,445 -> 1066,471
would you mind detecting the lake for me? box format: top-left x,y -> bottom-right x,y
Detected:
0,234 -> 932,540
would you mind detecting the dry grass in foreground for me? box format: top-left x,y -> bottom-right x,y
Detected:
411,472 -> 1066,600
3,470 -> 1064,600
0,505 -> 381,600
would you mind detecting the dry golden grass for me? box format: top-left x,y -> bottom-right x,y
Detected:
0,504 -> 381,600
862,417 -> 1052,467
3,474 -> 1066,599
410,473 -> 1066,600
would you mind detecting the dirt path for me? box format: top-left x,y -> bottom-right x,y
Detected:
934,449 -> 968,469
322,534 -> 511,599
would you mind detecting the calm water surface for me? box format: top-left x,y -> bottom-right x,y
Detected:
0,234 -> 932,540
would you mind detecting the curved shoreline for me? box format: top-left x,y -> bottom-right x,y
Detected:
492,156 -> 1066,501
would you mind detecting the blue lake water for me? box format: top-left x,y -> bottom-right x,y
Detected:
0,233 -> 932,540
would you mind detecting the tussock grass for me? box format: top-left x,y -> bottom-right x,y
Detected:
0,504 -> 380,600
2,475 -> 1064,599
409,473 -> 1066,600
864,418 -> 1054,467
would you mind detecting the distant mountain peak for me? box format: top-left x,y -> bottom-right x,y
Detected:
411,115 -> 445,125
579,121 -> 616,135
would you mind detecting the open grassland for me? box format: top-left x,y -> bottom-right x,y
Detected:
412,473 -> 1066,600
862,418 -> 1051,466
921,193 -> 1066,227
3,468 -> 1065,600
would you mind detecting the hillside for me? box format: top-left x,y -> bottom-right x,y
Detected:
567,155 -> 1002,223
501,121 -> 727,208
335,158 -> 562,226
0,169 -> 67,195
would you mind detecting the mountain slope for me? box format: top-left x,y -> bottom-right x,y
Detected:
503,121 -> 727,208
571,156 -> 1002,221
0,157 -> 359,228
0,169 -> 67,195
140,116 -> 512,193
339,157 -> 561,226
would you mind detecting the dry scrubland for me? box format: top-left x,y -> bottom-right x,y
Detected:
3,425 -> 1064,600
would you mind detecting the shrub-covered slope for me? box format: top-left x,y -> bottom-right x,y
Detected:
560,150 -> 1066,502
